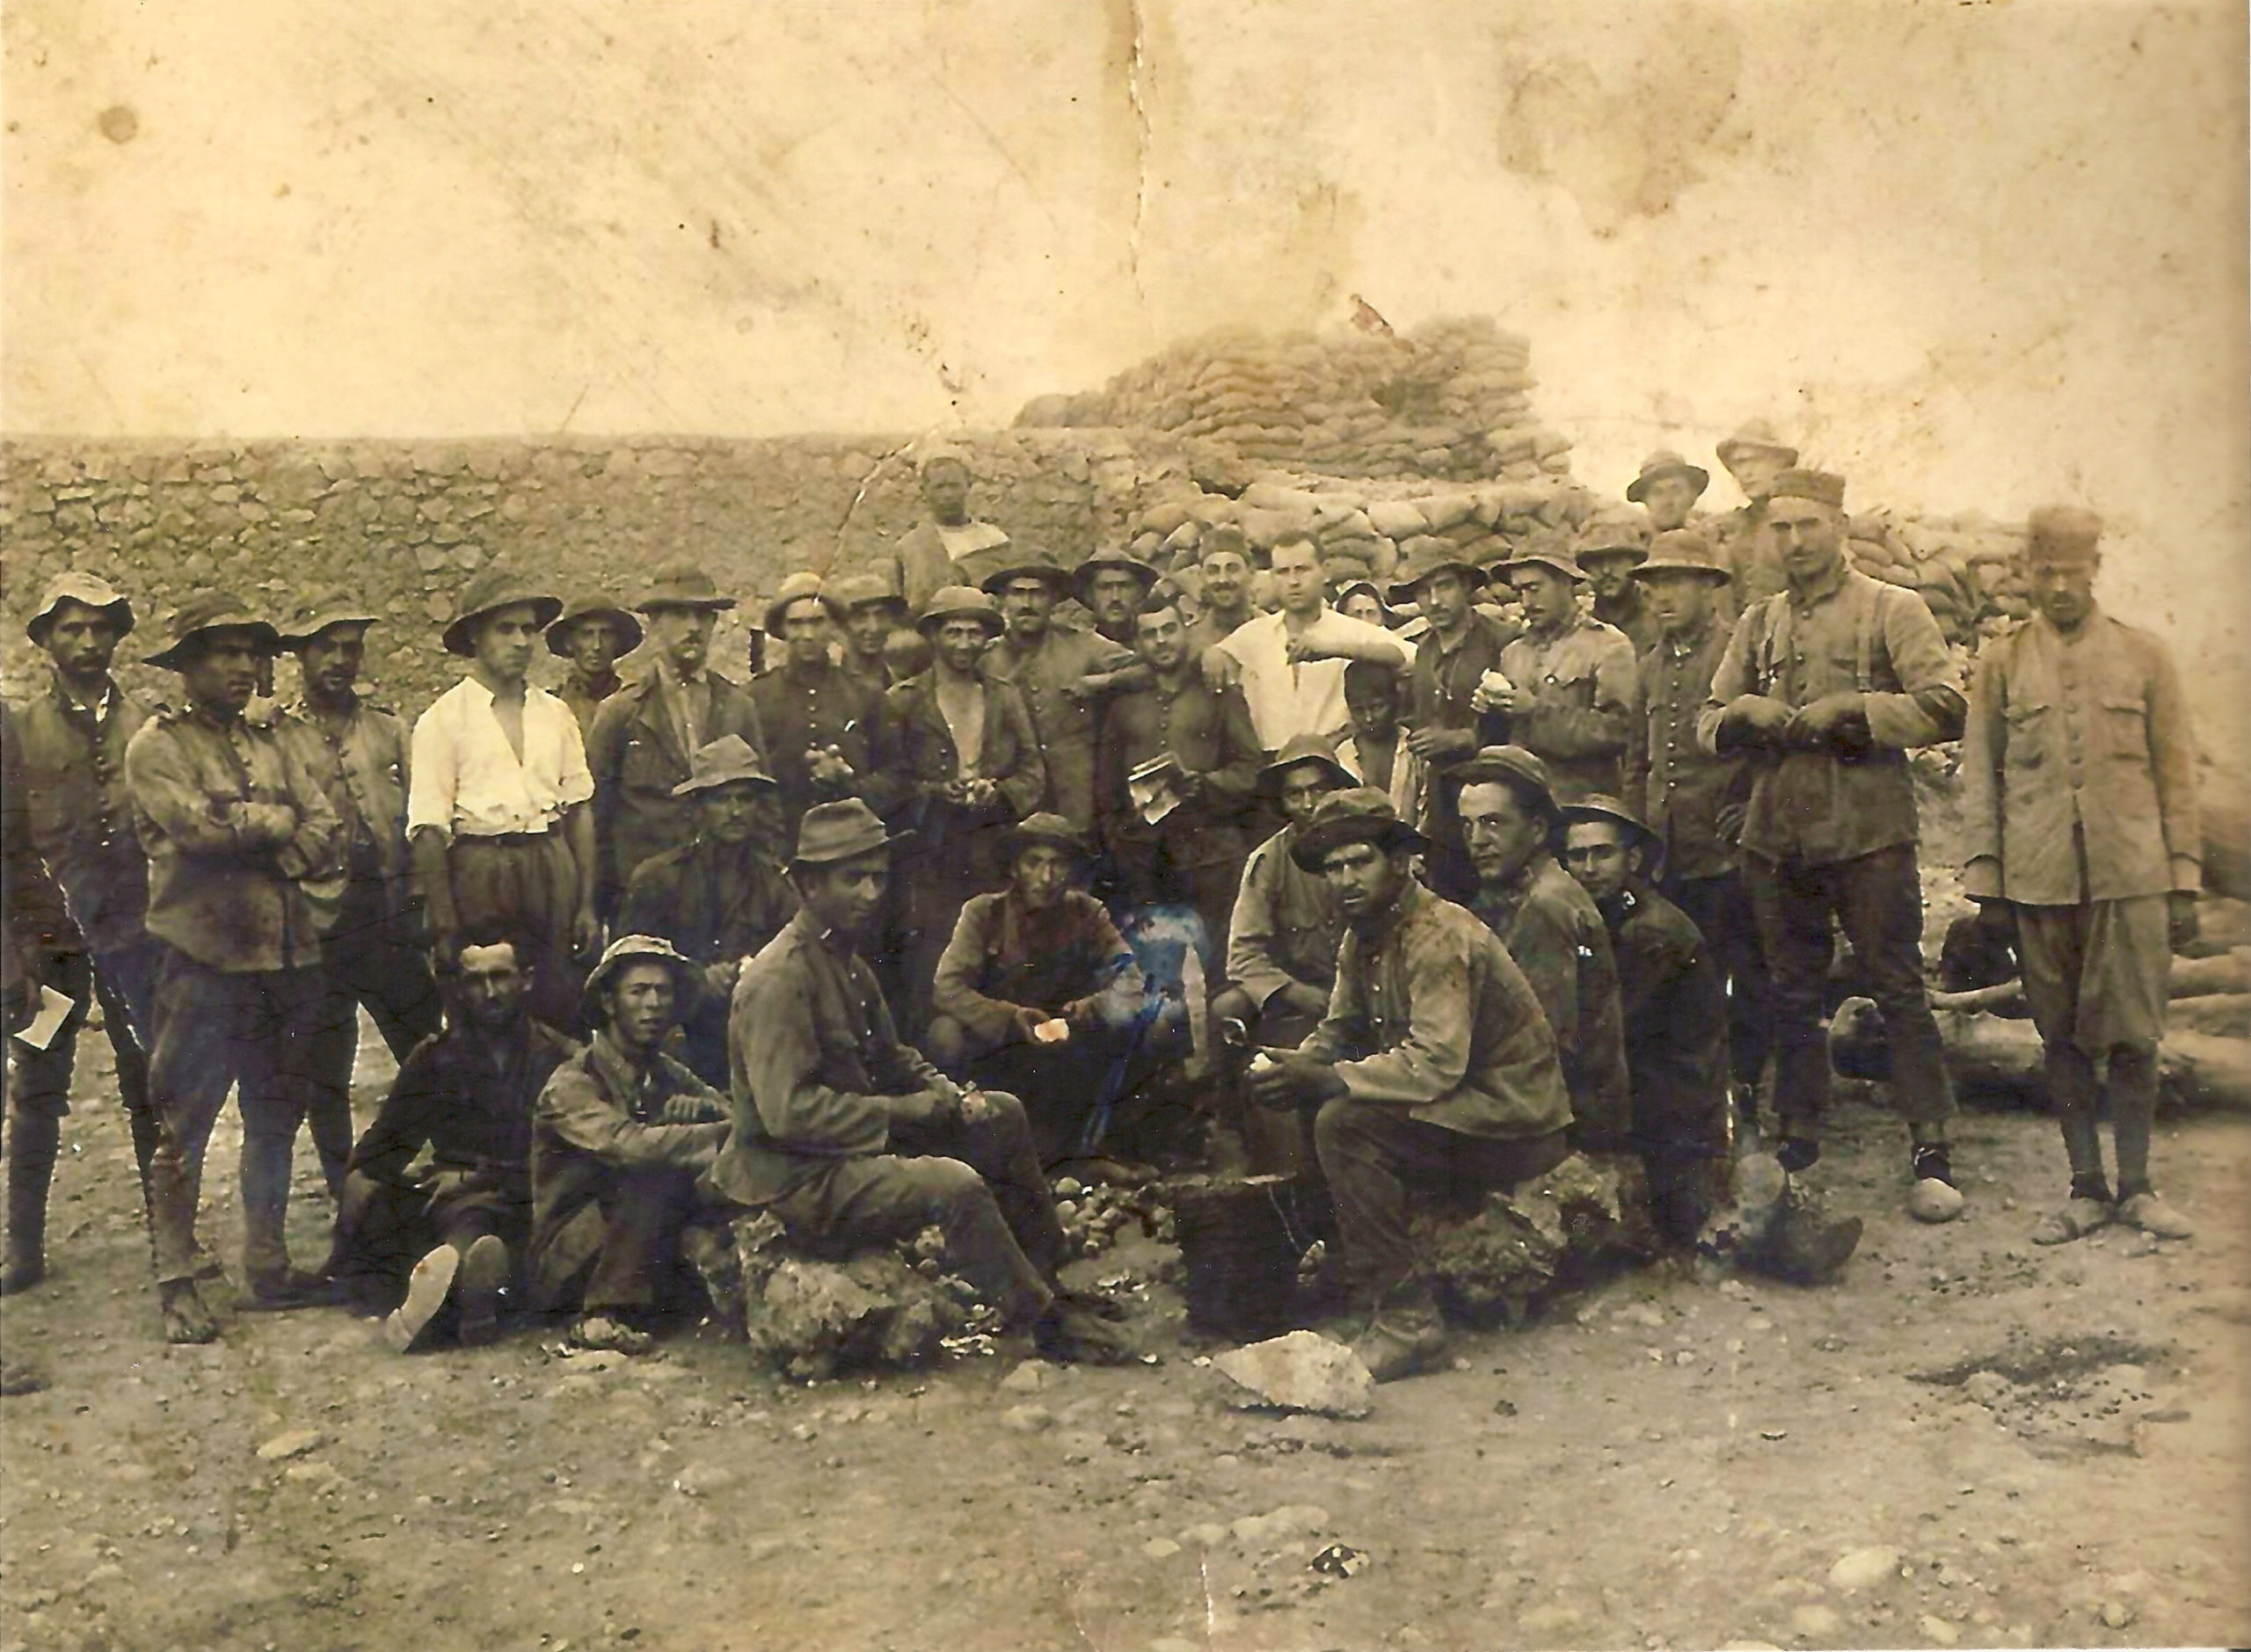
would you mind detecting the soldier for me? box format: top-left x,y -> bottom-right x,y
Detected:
749,571 -> 900,849
277,593 -> 443,1200
1576,510 -> 1662,659
1713,418 -> 1799,613
1625,449 -> 1711,535
1246,790 -> 1572,1382
2,575 -> 163,1295
619,736 -> 799,1088
409,569 -> 600,1032
1479,541 -> 1639,801
1700,469 -> 1969,1219
127,595 -> 345,1341
713,798 -> 1132,1365
1096,590 -> 1264,960
894,446 -> 1012,614
1072,548 -> 1162,651
1455,746 -> 1630,1154
978,548 -> 1141,833
546,597 -> 643,739
1185,526 -> 1259,651
329,924 -> 576,1350
829,571 -> 913,693
1625,530 -> 1769,1129
1388,536 -> 1514,895
586,563 -> 771,913
528,935 -> 732,1356
1562,797 -> 1730,1246
1210,531 -> 1409,755
1960,506 -> 2202,1243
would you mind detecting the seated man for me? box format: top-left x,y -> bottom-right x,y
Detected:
1248,790 -> 1572,1383
620,735 -> 800,1087
330,926 -> 578,1350
528,935 -> 733,1355
711,798 -> 1131,1365
1562,797 -> 1730,1246
928,813 -> 1146,1165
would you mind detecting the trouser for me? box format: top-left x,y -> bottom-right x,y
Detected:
538,1164 -> 716,1316
1313,1096 -> 1570,1295
329,1168 -> 528,1307
763,1091 -> 1064,1324
1208,985 -> 1325,1176
144,948 -> 327,1285
1747,844 -> 1955,1143
448,834 -> 586,1033
306,882 -> 443,1197
1667,870 -> 1772,1091
926,1015 -> 1151,1165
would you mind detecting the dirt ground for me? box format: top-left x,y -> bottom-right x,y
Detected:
2,1020 -> 2247,1652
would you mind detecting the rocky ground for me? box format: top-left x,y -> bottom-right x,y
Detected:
2,1023 -> 2246,1652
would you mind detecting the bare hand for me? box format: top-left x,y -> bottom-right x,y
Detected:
1783,692 -> 1864,744
571,907 -> 603,960
807,745 -> 856,787
1406,727 -> 1477,763
1012,1006 -> 1048,1045
1199,646 -> 1243,693
1245,1050 -> 1345,1110
2168,891 -> 2200,952
958,1089 -> 1002,1127
1470,680 -> 1520,717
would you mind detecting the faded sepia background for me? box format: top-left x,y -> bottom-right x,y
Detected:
5,0 -> 2247,742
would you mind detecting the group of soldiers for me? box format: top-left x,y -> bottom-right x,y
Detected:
0,422 -> 2204,1383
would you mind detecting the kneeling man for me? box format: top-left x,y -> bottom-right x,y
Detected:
1248,790 -> 1573,1383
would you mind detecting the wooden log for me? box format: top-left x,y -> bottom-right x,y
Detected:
2170,994 -> 2251,1039
2171,950 -> 2248,1000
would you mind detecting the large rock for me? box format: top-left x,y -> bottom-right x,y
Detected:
1213,1330 -> 1373,1418
1414,1153 -> 1657,1328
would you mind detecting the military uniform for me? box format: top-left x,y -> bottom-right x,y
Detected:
1491,616 -> 1639,802
980,626 -> 1138,832
747,659 -> 902,851
586,666 -> 772,912
619,838 -> 799,1087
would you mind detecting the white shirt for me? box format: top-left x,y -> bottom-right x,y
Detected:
1215,606 -> 1407,752
407,675 -> 594,839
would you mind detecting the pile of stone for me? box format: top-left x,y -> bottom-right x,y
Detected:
1410,1153 -> 1660,1329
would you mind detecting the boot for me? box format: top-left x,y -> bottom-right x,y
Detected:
1,1109 -> 61,1296
1353,1277 -> 1448,1384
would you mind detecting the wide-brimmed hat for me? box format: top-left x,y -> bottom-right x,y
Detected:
583,934 -> 698,1013
978,545 -> 1073,598
145,593 -> 283,670
1387,535 -> 1486,604
1453,744 -> 1559,821
2026,506 -> 2102,564
26,572 -> 135,647
1632,528 -> 1732,585
545,597 -> 644,658
790,797 -> 908,867
671,733 -> 780,798
1289,787 -> 1432,871
764,571 -> 848,638
1716,419 -> 1799,469
1256,733 -> 1357,799
1562,793 -> 1660,856
442,567 -> 565,657
1002,811 -> 1088,863
1625,449 -> 1711,506
1571,511 -> 1653,567
828,571 -> 910,616
1069,548 -> 1160,607
917,585 -> 1005,637
1493,542 -> 1588,585
1332,577 -> 1394,622
637,563 -> 738,615
1767,469 -> 1846,511
278,590 -> 381,649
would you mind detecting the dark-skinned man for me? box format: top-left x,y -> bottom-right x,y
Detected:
277,593 -> 444,1203
1185,526 -> 1260,651
330,923 -> 576,1350
1961,507 -> 2203,1245
1625,449 -> 1712,536
1476,538 -> 1639,803
714,799 -> 1133,1365
929,814 -> 1146,1164
1577,509 -> 1661,659
894,447 -> 1013,615
828,571 -> 913,693
620,736 -> 800,1088
1337,659 -> 1413,816
529,935 -> 733,1356
1562,797 -> 1730,1246
546,597 -> 642,740
409,569 -> 600,1033
586,564 -> 772,916
1388,536 -> 1514,898
127,596 -> 346,1342
1699,469 -> 1969,1221
1072,547 -> 1162,651
1455,746 -> 1630,1156
1097,590 -> 1264,960
1247,790 -> 1572,1382
749,571 -> 901,850
3,575 -> 163,1295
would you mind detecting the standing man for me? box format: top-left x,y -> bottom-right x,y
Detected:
1577,511 -> 1661,659
1713,419 -> 1799,613
895,447 -> 1013,614
714,799 -> 1132,1364
620,736 -> 800,1088
587,563 -> 770,913
1700,469 -> 1969,1219
1097,591 -> 1264,958
1072,549 -> 1162,651
1454,746 -> 1630,1154
1185,526 -> 1260,651
546,598 -> 643,740
3,575 -> 161,1295
127,595 -> 345,1342
979,548 -> 1141,834
1625,530 -> 1768,1129
750,571 -> 900,849
1388,537 -> 1515,894
829,571 -> 913,693
1562,797 -> 1730,1246
278,593 -> 444,1198
1626,450 -> 1711,535
1960,506 -> 2201,1243
1212,531 -> 1409,755
409,568 -> 601,1033
1480,542 -> 1639,801
1246,790 -> 1573,1382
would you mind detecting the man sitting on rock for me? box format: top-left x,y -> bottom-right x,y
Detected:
331,924 -> 577,1350
1246,790 -> 1573,1382
713,798 -> 1133,1365
928,813 -> 1146,1165
528,935 -> 733,1356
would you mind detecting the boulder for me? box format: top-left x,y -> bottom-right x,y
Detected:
1213,1331 -> 1373,1418
1414,1153 -> 1657,1328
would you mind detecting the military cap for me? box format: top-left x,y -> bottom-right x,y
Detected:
827,571 -> 910,616
278,590 -> 381,649
1002,811 -> 1089,863
978,546 -> 1074,597
2025,506 -> 2102,564
1453,744 -> 1560,821
1767,469 -> 1847,510
764,571 -> 848,638
1571,510 -> 1654,566
917,585 -> 1005,637
1255,733 -> 1357,799
1386,536 -> 1487,603
1631,528 -> 1732,585
583,934 -> 698,1013
637,563 -> 738,615
1716,419 -> 1799,469
1069,548 -> 1161,608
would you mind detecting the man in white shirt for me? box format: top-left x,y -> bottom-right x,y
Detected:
1208,532 -> 1408,755
409,567 -> 601,1031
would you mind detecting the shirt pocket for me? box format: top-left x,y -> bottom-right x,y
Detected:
2100,694 -> 2150,763
620,728 -> 677,794
2001,701 -> 2049,768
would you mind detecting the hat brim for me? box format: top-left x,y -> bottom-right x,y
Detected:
1452,757 -> 1560,819
979,564 -> 1072,597
27,595 -> 135,647
1256,752 -> 1358,798
280,611 -> 381,648
765,593 -> 849,638
1625,465 -> 1710,504
145,619 -> 284,671
672,768 -> 780,798
1574,544 -> 1650,566
545,607 -> 645,657
917,607 -> 1005,637
1716,440 -> 1797,468
582,949 -> 699,1014
1289,817 -> 1431,873
443,594 -> 565,657
1496,555 -> 1587,585
1630,559 -> 1732,585
1385,562 -> 1484,605
1003,826 -> 1089,862
789,825 -> 914,868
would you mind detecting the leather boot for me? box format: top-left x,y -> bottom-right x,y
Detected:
1,1107 -> 61,1295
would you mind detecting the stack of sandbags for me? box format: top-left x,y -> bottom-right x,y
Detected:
1847,508 -> 2030,646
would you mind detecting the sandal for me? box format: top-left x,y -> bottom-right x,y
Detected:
2030,1197 -> 2112,1246
569,1314 -> 654,1356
